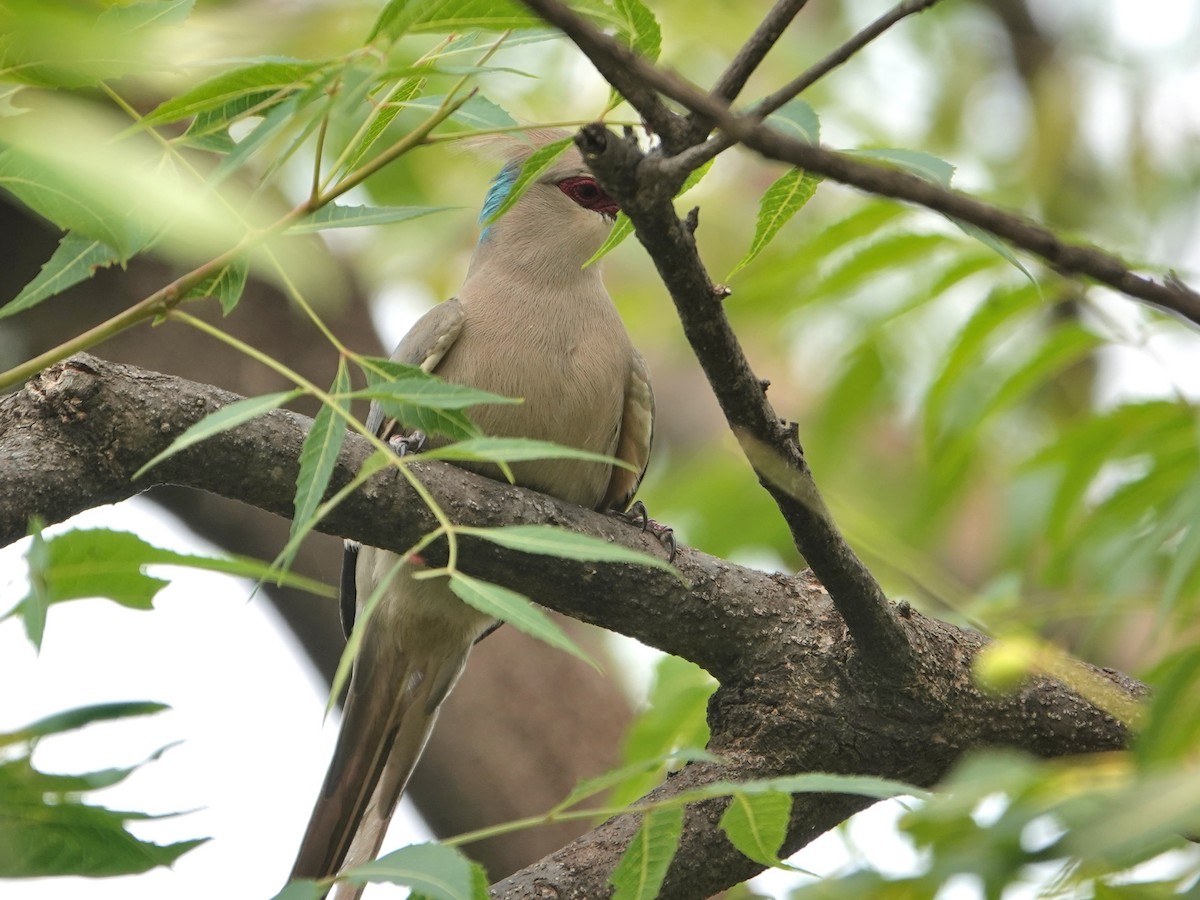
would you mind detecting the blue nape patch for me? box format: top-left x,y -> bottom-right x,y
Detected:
478,160 -> 522,237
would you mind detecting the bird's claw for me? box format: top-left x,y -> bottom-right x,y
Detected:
387,429 -> 426,457
614,500 -> 677,563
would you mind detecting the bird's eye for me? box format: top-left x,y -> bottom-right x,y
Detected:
557,176 -> 618,216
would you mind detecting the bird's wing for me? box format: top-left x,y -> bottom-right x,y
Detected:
341,298 -> 465,638
599,349 -> 655,512
364,297 -> 465,441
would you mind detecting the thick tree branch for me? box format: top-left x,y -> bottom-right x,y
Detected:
0,356 -> 1146,896
575,125 -> 913,670
519,0 -> 1200,327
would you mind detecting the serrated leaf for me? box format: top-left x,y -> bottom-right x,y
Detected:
422,436 -> 634,469
609,806 -> 684,900
851,147 -> 956,187
183,256 -> 249,314
141,60 -> 324,127
612,0 -> 662,62
0,145 -> 152,260
719,790 -> 793,866
0,232 -> 119,320
405,93 -> 516,131
0,762 -> 205,876
134,390 -> 303,480
289,360 -> 351,555
923,283 -> 1043,449
290,204 -> 453,233
340,77 -> 426,174
266,881 -> 326,900
0,702 -> 168,748
612,655 -> 715,807
369,0 -> 544,41
342,842 -> 485,899
766,98 -> 820,144
584,159 -> 712,268
953,218 -> 1036,285
554,748 -> 720,813
448,572 -> 595,667
728,167 -> 821,279
584,211 -> 635,267
460,525 -> 680,578
353,376 -> 520,411
483,136 -> 574,226
11,527 -> 334,650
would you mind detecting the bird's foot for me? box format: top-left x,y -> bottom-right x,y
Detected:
387,429 -> 426,457
614,500 -> 677,563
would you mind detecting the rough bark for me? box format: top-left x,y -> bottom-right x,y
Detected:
0,355 -> 1145,897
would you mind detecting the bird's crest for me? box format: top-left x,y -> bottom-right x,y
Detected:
464,129 -> 578,226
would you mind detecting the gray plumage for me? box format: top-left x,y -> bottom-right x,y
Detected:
290,132 -> 653,898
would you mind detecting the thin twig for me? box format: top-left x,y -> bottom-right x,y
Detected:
711,0 -> 811,104
513,0 -> 687,150
518,0 -> 1200,327
755,0 -> 941,120
682,0 -> 811,145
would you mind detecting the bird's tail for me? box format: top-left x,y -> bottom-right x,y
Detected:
290,643 -> 471,899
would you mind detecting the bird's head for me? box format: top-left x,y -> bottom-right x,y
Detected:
471,129 -> 620,272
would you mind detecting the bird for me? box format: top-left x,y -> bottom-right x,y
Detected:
289,129 -> 655,898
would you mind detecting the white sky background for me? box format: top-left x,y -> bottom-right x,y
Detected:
3,0 -> 1200,897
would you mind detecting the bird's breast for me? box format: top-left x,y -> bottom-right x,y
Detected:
436,290 -> 632,508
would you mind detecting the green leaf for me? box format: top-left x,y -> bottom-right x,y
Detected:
183,256 -> 249,314
10,528 -> 334,649
851,147 -> 956,187
460,525 -> 680,577
342,842 -> 485,899
612,655 -> 715,807
953,218 -> 1036,285
923,282 -> 1043,449
766,98 -> 820,144
133,390 -> 303,480
266,881 -> 326,900
1137,646 -> 1200,768
0,145 -> 151,261
728,167 -> 821,278
584,211 -> 635,267
340,77 -> 426,174
141,60 -> 324,127
554,748 -> 720,813
289,360 -> 352,557
0,702 -> 168,749
609,806 -> 684,900
0,756 -> 206,877
612,0 -> 662,62
0,232 -> 119,320
448,572 -> 595,667
584,159 -> 713,268
96,0 -> 195,32
423,436 -> 634,469
719,790 -> 793,867
356,365 -> 515,441
405,93 -> 516,131
369,0 -> 544,41
357,374 -> 520,412
482,136 -> 574,226
289,204 -> 453,233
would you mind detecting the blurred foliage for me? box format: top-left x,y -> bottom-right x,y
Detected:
2,0 -> 1200,896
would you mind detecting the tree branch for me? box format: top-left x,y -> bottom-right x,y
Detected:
0,355 -> 1146,896
576,125 -> 914,672
518,0 -> 1200,327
